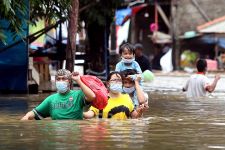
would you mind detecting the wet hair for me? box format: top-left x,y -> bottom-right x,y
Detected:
119,43 -> 135,55
107,71 -> 122,81
134,43 -> 143,51
196,59 -> 207,72
56,69 -> 72,80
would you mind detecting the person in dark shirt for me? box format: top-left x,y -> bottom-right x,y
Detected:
134,43 -> 152,71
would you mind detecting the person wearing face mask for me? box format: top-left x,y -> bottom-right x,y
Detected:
115,43 -> 142,74
121,69 -> 149,110
21,69 -> 96,120
83,71 -> 144,119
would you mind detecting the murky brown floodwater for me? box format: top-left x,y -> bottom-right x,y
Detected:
1,88 -> 225,149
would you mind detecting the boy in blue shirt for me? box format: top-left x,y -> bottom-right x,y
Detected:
115,43 -> 142,74
121,69 -> 149,110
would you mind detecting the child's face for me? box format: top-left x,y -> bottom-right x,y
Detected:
108,73 -> 122,88
121,48 -> 134,59
123,78 -> 135,88
109,74 -> 122,83
108,73 -> 123,93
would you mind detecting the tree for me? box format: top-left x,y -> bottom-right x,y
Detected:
0,0 -> 123,72
0,0 -> 75,71
0,0 -> 29,43
80,0 -> 122,72
66,0 -> 79,71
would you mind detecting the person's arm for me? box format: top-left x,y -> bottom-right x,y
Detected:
134,61 -> 142,74
134,74 -> 145,105
72,72 -> 96,102
125,94 -> 144,118
83,106 -> 99,119
21,111 -> 35,120
83,110 -> 95,119
205,74 -> 220,92
115,62 -> 121,72
131,105 -> 144,118
21,96 -> 51,120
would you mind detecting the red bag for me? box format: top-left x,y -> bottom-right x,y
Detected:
80,75 -> 108,109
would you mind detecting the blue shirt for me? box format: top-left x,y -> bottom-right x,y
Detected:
115,61 -> 142,73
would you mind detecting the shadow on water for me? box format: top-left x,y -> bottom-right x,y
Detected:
1,90 -> 225,149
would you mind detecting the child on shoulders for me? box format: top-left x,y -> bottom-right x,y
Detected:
115,42 -> 142,74
121,69 -> 149,111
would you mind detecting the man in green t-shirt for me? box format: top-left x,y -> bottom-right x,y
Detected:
21,69 -> 96,120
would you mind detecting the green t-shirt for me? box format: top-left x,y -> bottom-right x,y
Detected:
33,90 -> 88,120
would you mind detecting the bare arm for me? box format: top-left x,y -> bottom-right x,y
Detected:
130,105 -> 144,118
129,74 -> 145,105
135,81 -> 145,104
72,72 -> 96,102
205,74 -> 220,92
21,111 -> 35,120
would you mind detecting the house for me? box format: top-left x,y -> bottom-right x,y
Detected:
117,0 -> 225,70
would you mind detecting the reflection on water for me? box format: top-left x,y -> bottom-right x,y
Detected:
1,91 -> 225,149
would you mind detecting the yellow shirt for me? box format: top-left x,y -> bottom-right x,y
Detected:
90,94 -> 134,119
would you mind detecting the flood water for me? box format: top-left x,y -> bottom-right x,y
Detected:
1,75 -> 225,149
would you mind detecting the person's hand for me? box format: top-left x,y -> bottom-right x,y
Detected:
135,74 -> 142,82
143,102 -> 149,110
21,115 -> 29,121
127,75 -> 136,81
71,72 -> 81,81
127,74 -> 141,82
215,74 -> 220,81
136,105 -> 145,117
139,102 -> 149,111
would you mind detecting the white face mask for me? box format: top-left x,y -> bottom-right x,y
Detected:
56,81 -> 69,94
123,86 -> 135,94
121,57 -> 135,64
109,83 -> 123,94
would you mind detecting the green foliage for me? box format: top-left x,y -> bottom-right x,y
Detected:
0,0 -> 123,44
0,0 -> 28,43
0,0 -> 71,44
29,0 -> 71,24
80,0 -> 122,26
